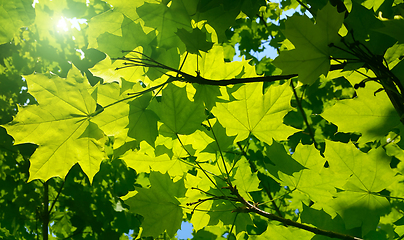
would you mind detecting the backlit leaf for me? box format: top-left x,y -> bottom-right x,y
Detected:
150,83 -> 206,136
124,171 -> 186,238
0,0 -> 35,44
322,82 -> 401,144
212,82 -> 297,145
324,140 -> 395,234
3,66 -> 105,182
273,3 -> 344,84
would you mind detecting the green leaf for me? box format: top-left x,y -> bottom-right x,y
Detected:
193,84 -> 222,110
192,0 -> 246,42
344,2 -> 395,55
150,83 -> 206,136
92,82 -> 159,148
121,139 -> 193,177
278,143 -> 337,203
264,141 -> 306,181
176,28 -> 214,54
232,158 -> 261,200
321,82 -> 401,144
375,18 -> 404,43
87,11 -> 124,49
248,223 -> 315,239
2,65 -> 105,182
136,1 -> 191,48
324,140 -> 395,234
273,3 -> 344,84
97,15 -> 153,58
89,52 -> 146,84
300,204 -> 347,237
0,0 -> 35,44
325,140 -> 395,193
202,119 -> 236,154
360,0 -> 385,11
182,45 -> 258,80
123,171 -> 186,238
212,82 -> 297,145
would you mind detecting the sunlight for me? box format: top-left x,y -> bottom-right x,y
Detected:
56,16 -> 87,33
57,17 -> 69,32
32,0 -> 39,8
70,17 -> 87,31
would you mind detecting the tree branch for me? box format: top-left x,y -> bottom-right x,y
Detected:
42,181 -> 49,240
230,185 -> 363,240
116,51 -> 346,87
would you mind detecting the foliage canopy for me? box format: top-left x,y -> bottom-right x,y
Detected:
1,0 -> 404,239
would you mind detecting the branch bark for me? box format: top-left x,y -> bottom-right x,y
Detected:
42,181 -> 49,240
230,185 -> 363,240
116,51 -> 345,87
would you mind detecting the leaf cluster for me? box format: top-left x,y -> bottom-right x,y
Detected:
1,0 -> 404,240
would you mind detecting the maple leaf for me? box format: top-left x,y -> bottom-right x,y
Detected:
324,140 -> 396,235
279,143 -> 338,203
176,28 -> 214,55
150,83 -> 206,136
212,82 -> 298,145
321,82 -> 401,144
92,82 -> 159,148
121,139 -> 193,177
232,158 -> 261,200
0,0 -> 35,44
2,65 -> 105,182
273,3 -> 344,84
123,171 -> 186,238
136,1 -> 192,49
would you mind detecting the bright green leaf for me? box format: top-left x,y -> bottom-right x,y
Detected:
0,0 -> 35,44
2,65 -> 105,182
325,140 -> 395,193
212,82 -> 297,145
124,171 -> 186,238
121,139 -> 193,177
324,140 -> 395,234
89,52 -> 146,84
137,1 -> 191,48
273,3 -> 344,84
279,143 -> 337,203
248,222 -> 315,239
322,82 -> 401,144
232,158 -> 261,200
92,82 -> 159,148
150,83 -> 206,136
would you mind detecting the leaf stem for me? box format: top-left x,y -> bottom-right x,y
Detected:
48,180 -> 65,214
236,140 -> 284,217
228,212 -> 239,239
206,118 -> 232,187
175,134 -> 237,208
290,79 -> 319,149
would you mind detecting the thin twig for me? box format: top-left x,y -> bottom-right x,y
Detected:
296,0 -> 315,17
230,186 -> 363,240
48,180 -> 65,214
206,118 -> 232,186
228,212 -> 239,239
290,79 -> 319,149
176,134 -> 237,208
